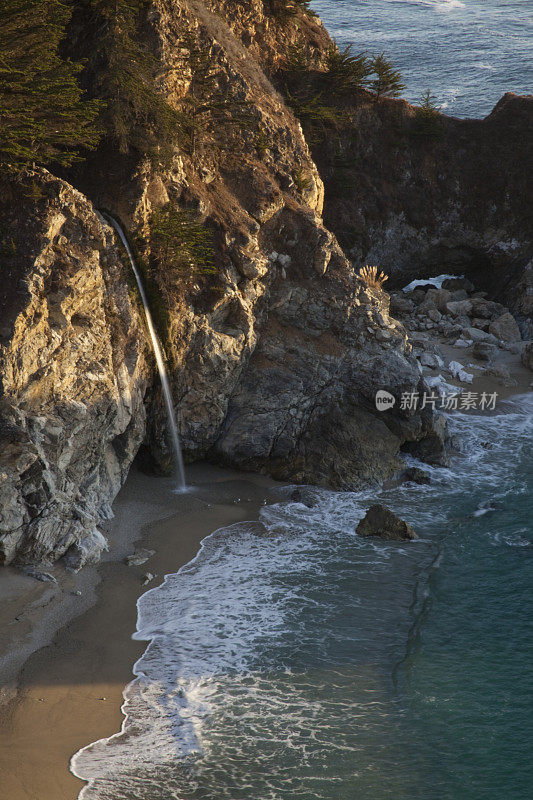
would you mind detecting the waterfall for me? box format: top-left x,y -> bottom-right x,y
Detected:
102,213 -> 187,491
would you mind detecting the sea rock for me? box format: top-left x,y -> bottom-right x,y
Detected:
290,488 -> 316,508
22,568 -> 57,584
356,505 -> 418,541
402,467 -> 431,485
314,90 -> 533,327
125,549 -> 156,567
488,313 -> 522,342
473,341 -> 498,362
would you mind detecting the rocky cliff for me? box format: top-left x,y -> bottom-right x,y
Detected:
1,0 -> 529,568
311,90 -> 533,335
0,170 -> 150,567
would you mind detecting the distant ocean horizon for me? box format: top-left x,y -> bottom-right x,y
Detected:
311,0 -> 532,118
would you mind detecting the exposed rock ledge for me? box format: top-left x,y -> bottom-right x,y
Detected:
0,171 -> 150,568
0,164 -> 442,568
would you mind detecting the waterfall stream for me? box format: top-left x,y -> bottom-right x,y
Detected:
102,213 -> 187,491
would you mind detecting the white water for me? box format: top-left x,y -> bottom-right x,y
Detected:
71,395 -> 533,799
103,214 -> 187,491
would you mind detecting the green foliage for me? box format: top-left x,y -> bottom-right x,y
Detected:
268,0 -> 316,23
81,0 -> 187,159
413,89 -> 443,137
150,205 -> 216,278
286,90 -> 346,127
0,0 -> 102,168
286,43 -> 314,73
369,52 -> 405,99
293,167 -> 313,193
325,43 -> 372,95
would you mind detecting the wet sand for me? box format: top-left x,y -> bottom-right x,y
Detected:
0,463 -> 280,800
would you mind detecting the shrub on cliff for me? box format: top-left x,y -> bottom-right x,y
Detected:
325,43 -> 372,96
150,205 -> 216,279
0,0 -> 102,168
369,53 -> 405,99
74,0 -> 188,160
412,90 -> 443,138
268,0 -> 316,22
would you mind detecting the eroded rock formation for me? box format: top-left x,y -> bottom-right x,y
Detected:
1,0 -> 529,567
0,170 -> 150,567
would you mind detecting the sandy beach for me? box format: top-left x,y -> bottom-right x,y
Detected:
0,463 -> 280,800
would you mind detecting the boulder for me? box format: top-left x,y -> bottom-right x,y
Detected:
446,300 -> 473,317
471,317 -> 490,331
473,341 -> 498,362
420,352 -> 442,369
290,488 -> 316,508
402,467 -> 431,485
420,288 -> 451,314
521,342 -> 533,371
356,504 -> 418,541
464,327 -> 498,344
427,308 -> 442,323
125,548 -> 156,567
489,313 -> 522,342
442,278 -> 475,292
471,299 -> 507,319
390,294 -> 415,315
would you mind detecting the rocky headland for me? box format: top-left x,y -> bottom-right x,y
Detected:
0,0 -> 531,572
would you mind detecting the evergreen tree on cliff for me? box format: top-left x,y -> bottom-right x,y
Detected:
79,0 -> 186,159
370,53 -> 405,100
0,0 -> 102,168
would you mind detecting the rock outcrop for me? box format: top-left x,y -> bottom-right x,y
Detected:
312,91 -> 533,334
356,504 -> 418,541
3,0 -> 530,568
0,170 -> 150,567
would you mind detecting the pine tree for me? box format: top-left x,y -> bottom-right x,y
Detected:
325,43 -> 372,96
0,0 -> 102,168
370,53 -> 405,100
150,205 -> 215,277
413,89 -> 442,137
81,0 -> 187,159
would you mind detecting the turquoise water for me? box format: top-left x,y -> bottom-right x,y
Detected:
73,396 -> 533,799
311,0 -> 533,117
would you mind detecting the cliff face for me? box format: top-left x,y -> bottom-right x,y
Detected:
3,0 -> 529,568
0,170 -> 150,567
312,91 -> 533,334
64,0 -> 441,480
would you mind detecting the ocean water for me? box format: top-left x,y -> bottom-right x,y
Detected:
311,0 -> 533,117
72,395 -> 533,799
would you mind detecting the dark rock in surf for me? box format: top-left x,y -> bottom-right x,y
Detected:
356,504 -> 418,541
402,467 -> 431,485
290,488 -> 316,508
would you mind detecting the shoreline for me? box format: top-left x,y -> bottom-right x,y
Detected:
0,374 -> 530,800
0,463 -> 280,800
